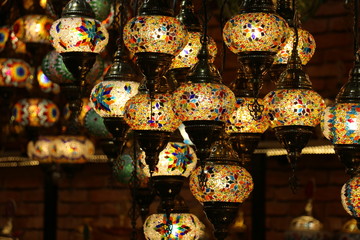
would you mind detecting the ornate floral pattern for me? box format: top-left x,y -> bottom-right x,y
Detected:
264,89 -> 325,128
50,17 -> 108,53
12,15 -> 53,43
223,12 -> 289,53
0,58 -> 32,87
274,28 -> 316,65
189,164 -> 253,203
226,97 -> 269,134
341,176 -> 360,218
173,83 -> 236,122
321,103 -> 360,144
125,92 -> 181,132
170,32 -> 217,69
12,98 -> 60,127
90,80 -> 139,117
124,15 -> 188,55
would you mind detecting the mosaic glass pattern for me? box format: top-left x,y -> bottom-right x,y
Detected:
50,135 -> 95,163
50,17 -> 108,53
42,50 -> 105,85
226,97 -> 269,134
140,142 -> 197,177
341,176 -> 360,218
27,136 -> 56,162
223,12 -> 289,53
12,98 -> 60,127
123,15 -> 188,55
170,32 -> 217,69
321,103 -> 360,144
63,98 -> 93,126
37,68 -> 60,94
0,27 -> 10,52
86,0 -> 111,21
0,58 -> 32,87
124,93 -> 181,132
274,28 -> 316,65
10,31 -> 26,53
189,164 -> 253,203
84,108 -> 111,138
90,80 -> 139,117
12,15 -> 53,43
173,82 -> 236,122
144,213 -> 203,240
264,89 -> 325,128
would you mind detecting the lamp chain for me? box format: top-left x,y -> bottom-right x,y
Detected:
129,134 -> 140,240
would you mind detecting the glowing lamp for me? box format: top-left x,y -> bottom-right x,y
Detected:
37,67 -> 60,94
341,175 -> 360,225
12,15 -> 53,44
0,27 -> 10,52
27,136 -> 56,162
0,58 -> 32,88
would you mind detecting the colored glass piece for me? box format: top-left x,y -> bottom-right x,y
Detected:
84,108 -> 112,138
173,82 -> 236,122
264,89 -> 325,128
223,12 -> 289,53
124,93 -> 181,132
12,15 -> 53,43
274,28 -> 316,65
226,97 -> 269,134
170,32 -> 217,69
321,103 -> 360,145
341,175 -> 360,218
90,80 -> 140,117
123,15 -> 188,55
12,98 -> 60,127
50,17 -> 109,53
189,164 -> 253,203
0,58 -> 33,87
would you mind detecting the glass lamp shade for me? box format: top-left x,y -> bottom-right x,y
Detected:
341,175 -> 360,218
123,15 -> 188,55
189,164 -> 253,203
86,0 -> 111,21
264,89 -> 325,128
84,108 -> 112,138
50,17 -> 109,53
0,27 -> 10,52
143,213 -> 203,240
50,135 -> 95,163
12,98 -> 60,127
226,97 -> 269,134
321,103 -> 360,144
222,12 -> 289,54
274,28 -> 316,65
90,80 -> 140,117
42,50 -> 105,85
124,93 -> 181,132
173,83 -> 236,122
63,98 -> 93,125
0,58 -> 33,87
170,32 -> 217,69
27,136 -> 56,162
12,15 -> 53,43
37,67 -> 60,94
140,141 -> 197,177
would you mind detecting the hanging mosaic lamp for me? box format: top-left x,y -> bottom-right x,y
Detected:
0,58 -> 33,88
264,38 -> 325,191
223,0 -> 289,96
341,175 -> 360,228
226,70 -> 269,163
12,98 -> 60,127
189,134 -> 253,239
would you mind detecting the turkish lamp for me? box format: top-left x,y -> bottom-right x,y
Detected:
0,58 -> 33,88
189,135 -> 253,240
226,70 -> 269,164
223,0 -> 290,96
264,47 -> 325,192
341,175 -> 360,228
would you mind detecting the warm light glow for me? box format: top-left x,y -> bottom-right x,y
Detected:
223,12 -> 289,53
0,58 -> 33,87
226,97 -> 269,134
12,98 -> 60,127
12,15 -> 53,43
124,92 -> 182,132
321,103 -> 360,144
170,32 -> 217,69
124,15 -> 188,55
50,17 -> 109,53
90,80 -> 140,117
189,164 -> 253,203
37,67 -> 60,94
0,27 -> 10,52
27,136 -> 56,162
274,28 -> 316,65
173,83 -> 236,122
341,175 -> 360,218
264,89 -> 325,128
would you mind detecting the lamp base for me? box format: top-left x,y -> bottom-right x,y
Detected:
61,52 -> 97,85
183,120 -> 224,161
334,144 -> 360,177
203,201 -> 241,240
229,132 -> 262,164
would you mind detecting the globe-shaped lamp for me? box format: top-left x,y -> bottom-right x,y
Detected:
12,15 -> 53,44
27,136 -> 56,162
341,175 -> 360,226
86,0 -> 111,21
0,58 -> 33,88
